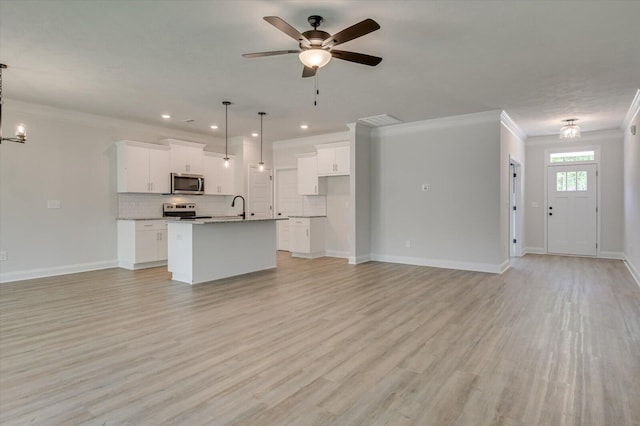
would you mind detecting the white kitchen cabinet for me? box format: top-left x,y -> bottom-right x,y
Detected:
297,153 -> 326,195
167,140 -> 205,174
117,140 -> 170,194
117,220 -> 168,269
316,142 -> 350,176
289,216 -> 325,258
203,153 -> 236,195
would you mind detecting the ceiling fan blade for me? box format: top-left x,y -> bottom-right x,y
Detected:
323,18 -> 380,47
302,66 -> 317,78
331,50 -> 382,66
264,16 -> 310,45
242,50 -> 299,58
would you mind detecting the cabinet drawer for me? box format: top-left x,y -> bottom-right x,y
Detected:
289,218 -> 310,226
135,220 -> 167,231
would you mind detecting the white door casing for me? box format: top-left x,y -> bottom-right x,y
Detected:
547,164 -> 597,256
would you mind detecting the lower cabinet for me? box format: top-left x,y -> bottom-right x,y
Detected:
117,220 -> 168,269
289,217 -> 325,258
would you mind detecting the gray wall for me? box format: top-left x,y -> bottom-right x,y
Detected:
0,100 -> 224,282
524,131 -> 624,256
369,111 -> 504,272
624,106 -> 640,279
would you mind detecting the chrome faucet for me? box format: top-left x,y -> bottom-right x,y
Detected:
231,195 -> 246,220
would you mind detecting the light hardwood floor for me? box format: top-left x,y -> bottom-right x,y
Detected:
1,253 -> 639,425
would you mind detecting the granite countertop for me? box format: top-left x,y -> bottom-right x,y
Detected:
288,215 -> 327,218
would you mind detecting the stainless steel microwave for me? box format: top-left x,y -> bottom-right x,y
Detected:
171,173 -> 204,195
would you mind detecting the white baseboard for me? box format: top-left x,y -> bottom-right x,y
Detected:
499,260 -> 511,274
599,251 -> 625,260
0,260 -> 119,284
324,250 -> 349,259
624,256 -> 640,287
291,251 -> 325,259
118,260 -> 167,270
348,254 -> 372,265
524,246 -> 546,255
370,254 -> 504,274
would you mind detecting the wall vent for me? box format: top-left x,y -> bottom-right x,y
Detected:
357,114 -> 403,127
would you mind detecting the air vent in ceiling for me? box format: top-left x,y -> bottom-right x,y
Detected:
182,119 -> 195,123
357,114 -> 403,127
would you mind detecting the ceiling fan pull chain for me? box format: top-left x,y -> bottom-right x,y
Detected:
314,71 -> 319,106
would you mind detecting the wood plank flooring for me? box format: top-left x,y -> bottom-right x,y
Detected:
1,253 -> 639,425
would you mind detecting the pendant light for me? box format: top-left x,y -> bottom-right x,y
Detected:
258,112 -> 266,172
0,64 -> 27,144
222,101 -> 231,167
559,118 -> 581,139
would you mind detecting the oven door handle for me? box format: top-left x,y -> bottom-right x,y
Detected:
198,178 -> 203,192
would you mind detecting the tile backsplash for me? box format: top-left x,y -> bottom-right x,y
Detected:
118,193 -> 235,218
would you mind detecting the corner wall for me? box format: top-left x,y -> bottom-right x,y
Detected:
623,90 -> 640,283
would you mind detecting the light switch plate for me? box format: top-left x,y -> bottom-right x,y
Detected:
421,184 -> 430,191
47,200 -> 61,209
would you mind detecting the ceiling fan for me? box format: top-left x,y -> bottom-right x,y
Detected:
242,15 -> 382,77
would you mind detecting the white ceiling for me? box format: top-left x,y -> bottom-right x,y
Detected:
1,0 -> 639,142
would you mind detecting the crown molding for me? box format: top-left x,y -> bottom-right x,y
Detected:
621,88 -> 640,130
272,130 -> 350,150
525,128 -> 624,146
371,110 -> 502,138
500,111 -> 527,140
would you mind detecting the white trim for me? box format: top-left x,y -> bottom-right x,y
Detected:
325,250 -> 349,259
499,260 -> 511,274
598,251 -> 625,260
314,141 -> 349,150
524,246 -> 546,254
544,145 -> 600,166
372,110 -> 502,138
163,138 -> 206,149
116,140 -> 170,150
621,89 -> 640,131
500,111 -> 527,140
272,131 -> 350,150
370,254 -> 504,274
0,260 -> 119,284
118,260 -> 168,270
526,129 -> 624,146
624,257 -> 640,287
291,251 -> 325,259
348,254 -> 372,265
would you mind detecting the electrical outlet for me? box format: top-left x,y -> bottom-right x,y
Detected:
421,184 -> 430,191
405,240 -> 411,248
0,251 -> 7,261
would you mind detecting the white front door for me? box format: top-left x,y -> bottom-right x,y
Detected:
275,169 -> 302,251
248,166 -> 273,219
547,164 -> 597,256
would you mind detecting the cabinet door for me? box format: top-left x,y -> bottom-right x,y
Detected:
135,230 -> 160,263
334,145 -> 350,175
298,156 -> 319,195
170,145 -> 189,173
316,148 -> 335,176
157,230 -> 168,261
289,220 -> 310,253
187,147 -> 204,174
219,158 -> 235,195
123,145 -> 151,193
203,155 -> 221,195
148,148 -> 170,193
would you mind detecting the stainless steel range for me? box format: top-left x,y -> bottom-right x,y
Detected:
162,203 -> 212,220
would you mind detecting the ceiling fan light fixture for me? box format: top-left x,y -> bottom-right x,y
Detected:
299,49 -> 332,68
559,119 -> 581,139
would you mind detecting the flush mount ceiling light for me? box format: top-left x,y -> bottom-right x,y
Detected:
0,64 -> 27,144
222,101 -> 231,168
258,112 -> 266,172
559,118 -> 581,139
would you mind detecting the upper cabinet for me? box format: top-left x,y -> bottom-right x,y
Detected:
117,140 -> 170,194
316,142 -> 350,176
203,153 -> 236,195
166,139 -> 205,174
297,153 -> 326,195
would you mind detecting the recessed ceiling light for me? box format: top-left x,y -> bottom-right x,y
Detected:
210,125 -> 218,130
161,114 -> 171,119
300,124 -> 309,129
251,132 -> 259,137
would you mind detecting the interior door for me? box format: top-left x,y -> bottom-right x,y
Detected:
275,169 -> 302,250
248,166 -> 273,219
547,164 -> 597,256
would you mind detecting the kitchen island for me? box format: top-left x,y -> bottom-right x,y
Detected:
167,218 -> 282,285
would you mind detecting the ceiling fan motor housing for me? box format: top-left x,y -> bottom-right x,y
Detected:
300,30 -> 331,49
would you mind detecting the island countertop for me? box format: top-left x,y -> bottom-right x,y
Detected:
187,217 -> 288,224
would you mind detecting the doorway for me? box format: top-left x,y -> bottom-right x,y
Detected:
248,166 -> 273,219
546,164 -> 597,256
275,168 -> 302,251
